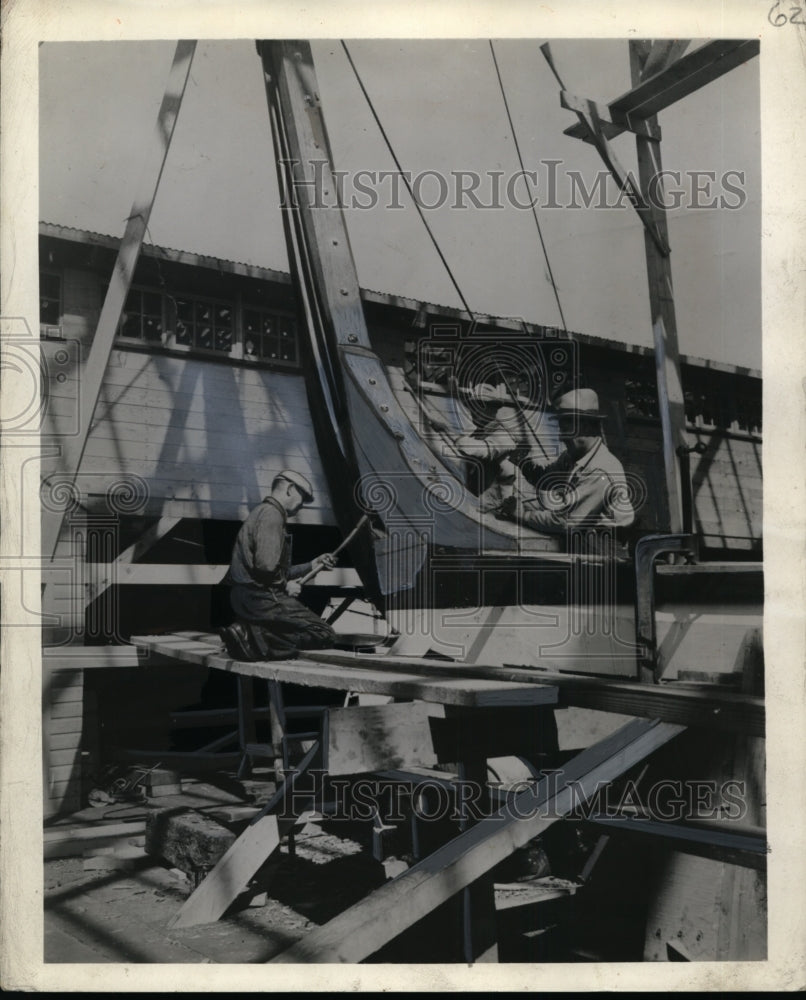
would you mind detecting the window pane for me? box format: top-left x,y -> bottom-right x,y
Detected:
120,312 -> 141,339
195,301 -> 212,324
197,325 -> 213,350
215,327 -> 233,353
124,289 -> 142,313
175,298 -> 193,323
244,335 -> 258,358
244,310 -> 260,335
143,315 -> 163,342
216,305 -> 232,328
143,292 -> 162,315
175,320 -> 192,346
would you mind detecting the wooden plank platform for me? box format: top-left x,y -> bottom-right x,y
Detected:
304,649 -> 765,737
130,633 -> 558,709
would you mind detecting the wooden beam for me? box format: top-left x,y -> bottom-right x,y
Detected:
42,41 -> 196,564
612,39 -> 759,118
88,564 -> 228,591
130,632 -> 764,734
306,649 -> 766,737
584,815 -> 767,871
44,820 -> 146,860
541,43 -> 669,256
564,39 -> 759,142
560,90 -> 661,141
269,718 -> 684,963
629,40 -> 688,533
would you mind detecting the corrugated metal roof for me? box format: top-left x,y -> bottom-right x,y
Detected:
39,221 -> 761,379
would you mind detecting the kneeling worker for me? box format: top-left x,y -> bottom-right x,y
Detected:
220,470 -> 337,661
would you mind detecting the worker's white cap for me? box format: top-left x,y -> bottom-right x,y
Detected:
276,470 -> 314,503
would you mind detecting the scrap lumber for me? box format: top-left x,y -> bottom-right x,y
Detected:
44,820 -> 146,859
269,718 -> 684,963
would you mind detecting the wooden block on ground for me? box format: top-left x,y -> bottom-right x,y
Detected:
83,843 -> 146,861
43,820 -> 147,859
145,783 -> 184,798
82,854 -> 140,872
132,767 -> 183,789
145,808 -> 237,874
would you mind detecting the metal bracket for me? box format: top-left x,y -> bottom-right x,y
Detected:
634,533 -> 699,684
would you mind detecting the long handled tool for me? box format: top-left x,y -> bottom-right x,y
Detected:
297,514 -> 371,586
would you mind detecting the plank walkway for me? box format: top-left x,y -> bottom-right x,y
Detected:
131,632 -> 559,709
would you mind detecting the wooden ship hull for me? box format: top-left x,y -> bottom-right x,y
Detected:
36,37 -> 766,963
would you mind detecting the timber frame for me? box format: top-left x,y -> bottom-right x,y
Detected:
542,39 -> 760,535
131,629 -> 766,962
38,37 -> 765,960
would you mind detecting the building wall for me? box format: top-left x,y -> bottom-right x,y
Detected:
41,263 -> 334,525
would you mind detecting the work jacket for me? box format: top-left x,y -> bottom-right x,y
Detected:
225,497 -> 311,591
512,438 -> 636,533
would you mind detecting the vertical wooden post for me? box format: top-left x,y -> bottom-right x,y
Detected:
629,41 -> 688,534
458,755 -> 499,963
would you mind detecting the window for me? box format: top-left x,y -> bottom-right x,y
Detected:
40,271 -> 61,328
243,306 -> 298,364
119,288 -> 164,343
115,284 -> 301,367
174,296 -> 234,354
624,377 -> 660,419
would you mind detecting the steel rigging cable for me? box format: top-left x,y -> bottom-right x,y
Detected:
341,40 -> 554,463
489,40 -> 567,332
340,40 -> 475,318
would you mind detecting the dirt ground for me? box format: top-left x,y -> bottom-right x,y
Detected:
43,777 -> 581,965
44,828 -> 380,963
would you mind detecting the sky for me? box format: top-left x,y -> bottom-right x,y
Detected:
38,38 -> 761,369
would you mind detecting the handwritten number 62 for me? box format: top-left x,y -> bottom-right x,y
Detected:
769,1 -> 806,25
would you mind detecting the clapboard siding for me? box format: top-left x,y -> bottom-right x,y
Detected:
49,732 -> 84,751
41,296 -> 336,525
43,666 -> 85,816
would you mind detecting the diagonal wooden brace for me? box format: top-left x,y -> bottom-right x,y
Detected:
42,42 -> 197,565
541,43 -> 670,257
168,737 -> 326,928
269,717 -> 684,963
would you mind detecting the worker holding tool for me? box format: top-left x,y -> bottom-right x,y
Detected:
454,381 -> 548,512
497,388 -> 636,534
219,470 -> 337,661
